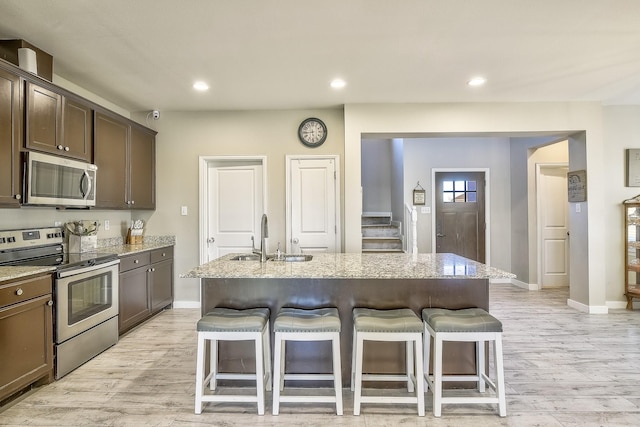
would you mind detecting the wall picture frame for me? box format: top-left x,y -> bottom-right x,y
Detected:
567,169 -> 587,202
626,149 -> 640,187
413,182 -> 426,205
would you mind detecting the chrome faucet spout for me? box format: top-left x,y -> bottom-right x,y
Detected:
259,214 -> 268,262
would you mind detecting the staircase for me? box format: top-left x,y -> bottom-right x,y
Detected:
362,214 -> 403,253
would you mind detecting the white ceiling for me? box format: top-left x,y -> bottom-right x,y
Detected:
1,0 -> 640,113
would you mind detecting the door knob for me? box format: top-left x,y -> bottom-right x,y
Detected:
292,238 -> 299,244
436,233 -> 445,237
207,237 -> 215,243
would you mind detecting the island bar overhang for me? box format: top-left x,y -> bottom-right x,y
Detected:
200,275 -> 489,386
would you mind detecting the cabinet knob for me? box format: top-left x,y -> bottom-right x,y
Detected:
162,252 -> 166,257
15,288 -> 23,296
14,194 -> 21,200
47,300 -> 54,306
64,146 -> 70,151
134,259 -> 139,264
131,200 -> 135,205
57,144 -> 63,150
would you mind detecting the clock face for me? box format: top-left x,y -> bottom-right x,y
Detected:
298,118 -> 327,147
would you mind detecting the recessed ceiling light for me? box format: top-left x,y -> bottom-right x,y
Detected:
193,81 -> 209,91
330,78 -> 346,89
467,77 -> 486,87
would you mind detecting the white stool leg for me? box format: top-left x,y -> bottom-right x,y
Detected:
414,335 -> 425,416
353,332 -> 364,416
477,340 -> 486,392
331,333 -> 344,415
210,338 -> 218,391
272,332 -> 283,416
406,340 -> 414,392
350,325 -> 357,392
254,330 -> 266,416
423,325 -> 431,393
263,325 -> 272,391
195,334 -> 206,414
495,335 -> 507,417
433,334 -> 443,417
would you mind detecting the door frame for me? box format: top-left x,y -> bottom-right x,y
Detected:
198,156 -> 268,265
285,154 -> 342,253
431,168 -> 491,266
536,162 -> 570,290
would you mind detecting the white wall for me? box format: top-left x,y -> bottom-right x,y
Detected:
361,139 -> 393,213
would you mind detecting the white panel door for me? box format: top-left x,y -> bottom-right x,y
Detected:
539,165 -> 570,287
207,164 -> 263,261
289,158 -> 337,253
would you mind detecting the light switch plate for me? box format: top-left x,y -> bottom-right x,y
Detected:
421,207 -> 431,214
104,220 -> 110,230
181,206 -> 188,216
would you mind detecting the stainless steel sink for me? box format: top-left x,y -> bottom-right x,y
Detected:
230,254 -> 261,261
270,254 -> 313,262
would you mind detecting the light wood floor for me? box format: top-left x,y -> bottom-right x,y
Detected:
2,284 -> 640,426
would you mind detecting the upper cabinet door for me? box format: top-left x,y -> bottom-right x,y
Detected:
94,111 -> 129,209
129,125 -> 156,210
25,82 -> 62,155
62,96 -> 93,162
25,81 -> 92,162
0,68 -> 22,208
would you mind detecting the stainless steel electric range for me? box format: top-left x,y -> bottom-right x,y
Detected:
0,227 -> 120,379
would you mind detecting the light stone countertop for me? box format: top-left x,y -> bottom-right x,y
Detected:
0,236 -> 175,283
181,252 -> 516,280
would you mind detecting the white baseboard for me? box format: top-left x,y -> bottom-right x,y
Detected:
506,278 -> 540,290
172,301 -> 200,309
607,300 -> 639,310
567,298 -> 608,314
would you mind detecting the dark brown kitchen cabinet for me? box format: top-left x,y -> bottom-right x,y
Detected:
118,247 -> 173,335
0,274 -> 53,403
94,111 -> 156,210
25,81 -> 92,162
118,251 -> 151,334
149,247 -> 173,313
0,66 -> 22,208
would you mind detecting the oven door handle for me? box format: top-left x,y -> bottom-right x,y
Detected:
57,259 -> 120,278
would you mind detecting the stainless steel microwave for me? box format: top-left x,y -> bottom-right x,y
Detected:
24,151 -> 97,207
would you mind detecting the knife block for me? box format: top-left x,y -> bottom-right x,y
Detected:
126,228 -> 143,245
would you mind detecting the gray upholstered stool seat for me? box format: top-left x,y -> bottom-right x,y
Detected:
272,307 -> 343,415
422,308 -> 506,417
197,307 -> 270,332
422,308 -> 503,333
195,308 -> 272,415
351,308 -> 425,416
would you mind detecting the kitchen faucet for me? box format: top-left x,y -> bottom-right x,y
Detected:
252,214 -> 269,262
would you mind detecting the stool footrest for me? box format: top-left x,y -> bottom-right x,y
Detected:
359,396 -> 422,404
200,395 -> 259,403
283,373 -> 335,381
362,373 -> 414,382
278,395 -> 339,403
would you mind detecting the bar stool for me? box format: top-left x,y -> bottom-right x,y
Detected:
272,307 -> 343,415
351,308 -> 425,416
194,307 -> 272,415
422,307 -> 506,417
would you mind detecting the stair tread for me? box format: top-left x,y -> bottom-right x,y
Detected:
362,248 -> 404,253
362,236 -> 402,240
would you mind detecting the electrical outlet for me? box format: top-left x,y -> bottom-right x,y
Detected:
181,206 -> 188,216
104,220 -> 110,230
575,203 -> 581,213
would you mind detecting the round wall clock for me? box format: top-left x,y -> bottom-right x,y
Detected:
298,117 -> 327,147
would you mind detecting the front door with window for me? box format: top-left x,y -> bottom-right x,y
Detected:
435,171 -> 486,263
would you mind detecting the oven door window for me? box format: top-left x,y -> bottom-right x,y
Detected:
68,271 -> 113,325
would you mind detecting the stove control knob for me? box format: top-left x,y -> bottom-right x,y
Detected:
7,237 -> 15,243
0,238 -> 5,243
15,288 -> 23,296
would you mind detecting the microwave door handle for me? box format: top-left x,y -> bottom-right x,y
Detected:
81,170 -> 92,200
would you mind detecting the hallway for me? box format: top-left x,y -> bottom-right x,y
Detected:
1,284 -> 639,426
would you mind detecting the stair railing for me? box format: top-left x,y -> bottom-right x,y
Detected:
404,203 -> 418,254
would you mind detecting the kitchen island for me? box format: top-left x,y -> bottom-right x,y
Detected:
182,252 -> 514,386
